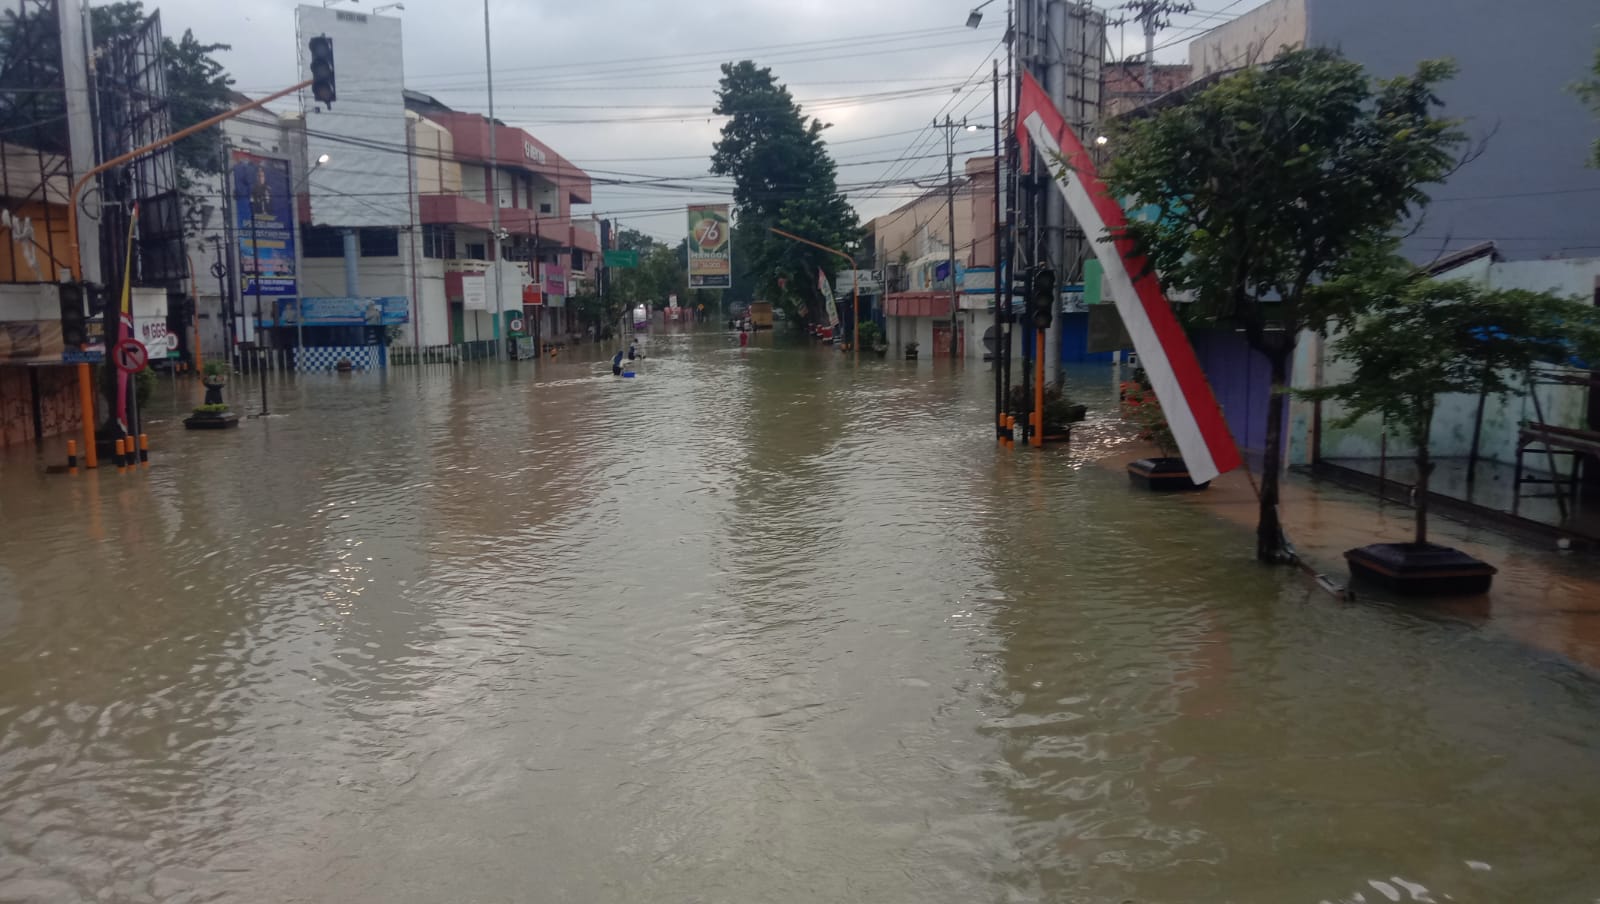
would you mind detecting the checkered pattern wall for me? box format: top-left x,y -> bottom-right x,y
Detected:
295,346 -> 376,372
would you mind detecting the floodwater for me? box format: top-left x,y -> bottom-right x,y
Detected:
2,329 -> 1599,904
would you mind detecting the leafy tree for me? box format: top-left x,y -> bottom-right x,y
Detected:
1303,267 -> 1600,546
711,60 -> 858,321
1576,43 -> 1600,167
91,2 -> 235,176
1101,47 -> 1465,563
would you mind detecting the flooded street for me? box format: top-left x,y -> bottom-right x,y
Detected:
3,329 -> 1600,903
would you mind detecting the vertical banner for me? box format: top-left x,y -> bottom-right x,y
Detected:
686,204 -> 732,290
231,151 -> 298,298
817,268 -> 839,328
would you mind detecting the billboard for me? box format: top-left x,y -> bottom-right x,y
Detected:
231,151 -> 297,297
296,5 -> 408,227
686,204 -> 731,289
543,263 -> 567,297
270,296 -> 409,326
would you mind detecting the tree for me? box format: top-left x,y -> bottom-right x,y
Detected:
1575,43 -> 1600,167
710,60 -> 858,321
91,3 -> 235,177
1101,47 -> 1465,563
1303,267 -> 1600,546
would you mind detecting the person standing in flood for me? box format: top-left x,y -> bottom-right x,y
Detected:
612,349 -> 625,375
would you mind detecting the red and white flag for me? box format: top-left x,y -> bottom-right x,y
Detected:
818,268 -> 840,328
1017,71 -> 1241,483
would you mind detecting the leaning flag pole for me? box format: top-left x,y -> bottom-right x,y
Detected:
115,203 -> 140,437
1015,70 -> 1242,483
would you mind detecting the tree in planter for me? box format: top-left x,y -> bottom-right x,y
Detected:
1303,270 -> 1600,552
1102,48 -> 1466,562
1011,381 -> 1087,436
1120,382 -> 1177,458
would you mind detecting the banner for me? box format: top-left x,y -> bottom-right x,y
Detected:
462,274 -> 487,310
270,297 -> 409,326
1017,70 -> 1241,484
543,263 -> 567,297
686,204 -> 731,289
231,151 -> 298,298
817,268 -> 839,328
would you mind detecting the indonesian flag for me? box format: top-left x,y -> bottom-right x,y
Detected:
1017,71 -> 1241,483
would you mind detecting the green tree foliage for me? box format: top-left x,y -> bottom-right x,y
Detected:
1303,267 -> 1600,545
1101,47 -> 1465,563
92,2 -> 235,176
1575,43 -> 1600,167
710,60 -> 858,321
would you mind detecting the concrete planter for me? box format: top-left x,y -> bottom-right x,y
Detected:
184,410 -> 240,430
1127,457 -> 1210,492
1345,543 -> 1497,597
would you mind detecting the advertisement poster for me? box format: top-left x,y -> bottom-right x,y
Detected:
462,275 -> 488,310
231,150 -> 297,297
272,297 -> 409,326
817,268 -> 839,328
543,263 -> 567,297
686,204 -> 731,290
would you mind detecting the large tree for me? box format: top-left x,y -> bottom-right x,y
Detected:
1576,43 -> 1600,167
1102,47 -> 1465,563
710,60 -> 858,320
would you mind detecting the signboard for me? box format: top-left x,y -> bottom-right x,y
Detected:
835,270 -> 884,294
113,337 -> 147,374
508,317 -> 524,334
270,297 -> 409,326
543,263 -> 567,297
462,275 -> 488,311
603,249 -> 639,269
686,204 -> 731,290
165,333 -> 181,357
231,151 -> 298,298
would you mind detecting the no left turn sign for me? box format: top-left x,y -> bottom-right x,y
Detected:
113,338 -> 148,374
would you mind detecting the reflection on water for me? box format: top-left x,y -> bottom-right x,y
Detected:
1,331 -> 1598,903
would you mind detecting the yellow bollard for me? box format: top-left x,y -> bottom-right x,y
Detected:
114,438 -> 126,473
138,433 -> 150,466
67,439 -> 78,475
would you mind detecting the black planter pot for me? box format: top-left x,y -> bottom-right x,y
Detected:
904,349 -> 919,360
184,410 -> 241,430
1127,457 -> 1210,492
1345,543 -> 1497,597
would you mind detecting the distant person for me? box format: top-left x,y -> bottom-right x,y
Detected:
612,349 -> 624,376
628,339 -> 641,361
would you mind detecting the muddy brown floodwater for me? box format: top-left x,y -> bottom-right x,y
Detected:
2,328 -> 1599,903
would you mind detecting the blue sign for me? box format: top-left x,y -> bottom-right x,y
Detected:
231,150 -> 297,298
267,297 -> 409,327
62,349 -> 104,364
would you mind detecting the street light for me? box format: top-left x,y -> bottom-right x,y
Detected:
966,0 -> 1000,28
321,0 -> 357,7
373,2 -> 404,12
1095,135 -> 1109,146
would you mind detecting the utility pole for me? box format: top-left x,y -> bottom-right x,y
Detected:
249,212 -> 268,415
935,115 -> 968,362
483,0 -> 505,362
1116,1 -> 1193,101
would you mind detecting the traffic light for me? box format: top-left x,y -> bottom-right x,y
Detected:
58,282 -> 86,347
308,35 -> 336,105
1029,266 -> 1056,331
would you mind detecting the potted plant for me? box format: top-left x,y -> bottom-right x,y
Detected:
1009,380 -> 1087,442
1122,381 -> 1208,490
1303,269 -> 1600,596
858,322 -> 887,357
904,340 -> 919,361
186,362 -> 240,430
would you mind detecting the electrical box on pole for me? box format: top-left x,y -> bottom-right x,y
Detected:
309,36 -> 336,106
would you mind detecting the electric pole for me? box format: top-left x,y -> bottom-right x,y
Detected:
935,115 -> 969,362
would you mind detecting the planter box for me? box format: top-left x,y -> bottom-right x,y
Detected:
1127,457 -> 1210,492
184,411 -> 241,430
1345,543 -> 1497,597
904,349 -> 919,360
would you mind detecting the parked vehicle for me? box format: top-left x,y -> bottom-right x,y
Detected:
747,302 -> 774,331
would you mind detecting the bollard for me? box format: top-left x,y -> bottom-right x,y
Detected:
114,438 -> 127,472
138,433 -> 150,466
67,439 -> 78,474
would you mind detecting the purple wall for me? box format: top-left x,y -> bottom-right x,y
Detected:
1188,328 -> 1282,473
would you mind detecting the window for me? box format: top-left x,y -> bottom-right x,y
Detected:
360,228 -> 400,258
464,242 -> 487,261
302,226 -> 344,258
539,202 -> 552,215
570,250 -> 585,271
423,225 -> 456,260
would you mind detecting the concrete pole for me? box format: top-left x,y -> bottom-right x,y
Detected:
59,0 -> 99,286
943,117 -> 960,361
484,0 -> 505,361
342,228 -> 359,295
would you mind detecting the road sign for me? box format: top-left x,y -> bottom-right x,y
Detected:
113,338 -> 148,374
604,249 -> 639,268
165,333 -> 180,351
509,317 -> 525,333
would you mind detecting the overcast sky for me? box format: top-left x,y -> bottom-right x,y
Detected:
150,0 -> 1231,243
